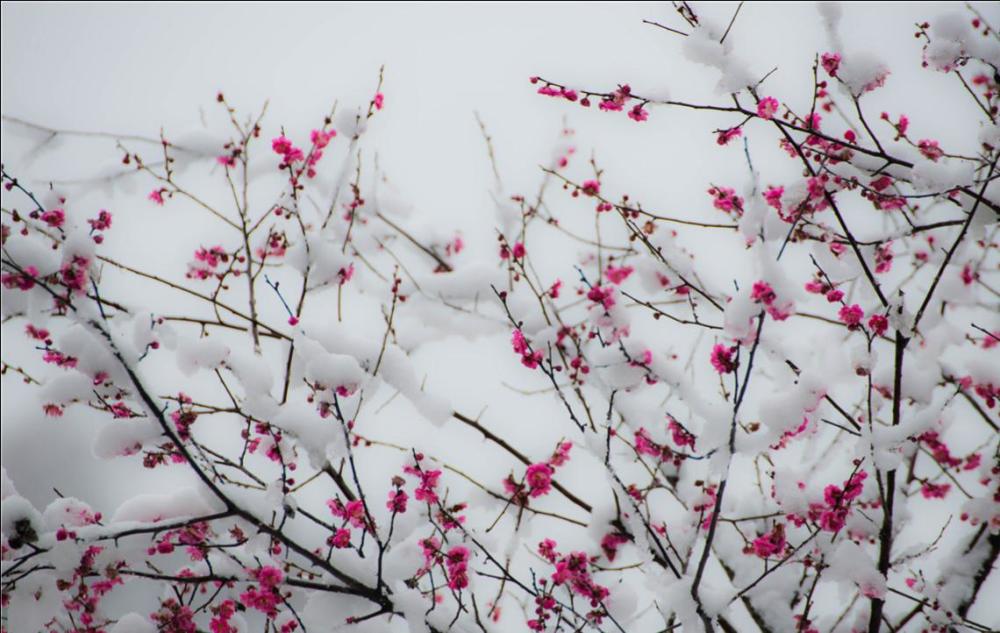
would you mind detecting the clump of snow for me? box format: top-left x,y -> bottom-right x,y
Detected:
3,572 -> 61,633
682,25 -> 754,94
838,52 -> 890,96
924,12 -> 1000,72
111,488 -> 217,523
392,581 -> 432,633
225,347 -> 274,394
39,372 -> 93,406
404,264 -> 505,303
93,418 -> 160,459
303,586 -> 380,631
305,352 -> 367,391
42,497 -> 97,529
176,335 -> 229,375
108,613 -> 156,633
272,398 -> 344,469
827,540 -> 886,600
911,159 -> 975,193
1,494 -> 44,543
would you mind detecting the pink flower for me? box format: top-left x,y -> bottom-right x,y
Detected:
821,52 -> 841,77
2,265 -> 39,291
329,528 -> 351,549
806,176 -> 826,200
875,242 -> 893,273
586,284 -> 616,310
870,175 -> 892,192
548,279 -> 562,299
525,463 -> 554,498
272,135 -> 305,166
549,441 -> 573,466
386,488 -> 408,514
917,139 -> 944,161
838,304 -> 864,329
446,235 -> 464,257
605,265 -> 633,285
599,98 -> 624,112
43,349 -> 77,368
373,92 -> 384,110
710,344 -> 737,374
756,97 -> 779,120
627,103 -> 649,122
40,209 -> 66,228
445,545 -> 470,590
716,127 -> 742,146
961,263 -> 976,286
750,523 -> 786,558
819,507 -> 847,532
239,566 -> 284,619
148,189 -> 165,205
60,256 -> 90,294
338,263 -> 355,285
764,186 -> 784,211
88,209 -> 112,232
25,324 -> 50,342
598,84 -> 632,112
843,470 -> 867,501
668,419 -> 696,450
600,532 -> 629,561
310,128 -> 337,149
512,242 -> 526,259
867,314 -> 889,336
328,498 -> 368,529
512,329 -> 534,363
581,180 -> 601,196
920,482 -> 951,499
750,281 -> 776,305
896,114 -> 909,136
256,566 -> 283,588
709,186 -> 744,216
875,195 -> 906,211
634,428 -> 665,460
43,403 -> 64,417
860,67 -> 890,94
406,466 -> 441,504
272,136 -> 294,155
109,401 -> 134,419
804,280 -> 826,294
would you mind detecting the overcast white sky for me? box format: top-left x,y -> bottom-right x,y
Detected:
6,3 -> 992,223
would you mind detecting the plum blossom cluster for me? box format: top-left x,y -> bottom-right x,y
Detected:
186,245 -> 230,280
532,78 -> 650,122
530,539 -> 611,630
786,469 -> 869,533
504,441 -> 573,504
